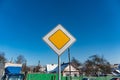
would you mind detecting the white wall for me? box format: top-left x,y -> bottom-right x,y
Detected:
63,65 -> 79,77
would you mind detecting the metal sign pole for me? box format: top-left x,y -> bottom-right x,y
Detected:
68,48 -> 71,80
58,56 -> 61,80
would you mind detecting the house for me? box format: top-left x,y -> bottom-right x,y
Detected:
50,63 -> 80,77
111,64 -> 120,76
113,64 -> 120,69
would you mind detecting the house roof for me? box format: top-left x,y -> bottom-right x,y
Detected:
46,64 -> 58,72
51,63 -> 70,73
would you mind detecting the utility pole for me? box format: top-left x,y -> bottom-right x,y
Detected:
68,48 -> 71,80
38,60 -> 40,66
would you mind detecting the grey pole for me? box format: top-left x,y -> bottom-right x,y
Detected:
68,48 -> 71,80
58,56 -> 61,80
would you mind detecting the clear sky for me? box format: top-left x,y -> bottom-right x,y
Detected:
0,0 -> 120,65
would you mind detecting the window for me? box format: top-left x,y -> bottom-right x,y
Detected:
8,75 -> 24,80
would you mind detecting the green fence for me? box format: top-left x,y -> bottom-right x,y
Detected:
27,73 -> 80,80
26,73 -> 119,80
27,73 -> 57,80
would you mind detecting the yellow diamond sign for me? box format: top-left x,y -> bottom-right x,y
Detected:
49,29 -> 70,50
43,24 -> 76,56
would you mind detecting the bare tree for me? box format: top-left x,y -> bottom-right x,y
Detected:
84,54 -> 111,76
15,55 -> 26,64
15,55 -> 29,72
71,57 -> 82,68
0,52 -> 6,77
0,52 -> 6,64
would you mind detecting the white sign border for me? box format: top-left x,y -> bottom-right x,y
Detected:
43,24 -> 76,56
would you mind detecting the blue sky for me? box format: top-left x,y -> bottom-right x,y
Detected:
0,0 -> 120,65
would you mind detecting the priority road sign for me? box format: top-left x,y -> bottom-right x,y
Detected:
43,24 -> 76,56
43,24 -> 76,80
